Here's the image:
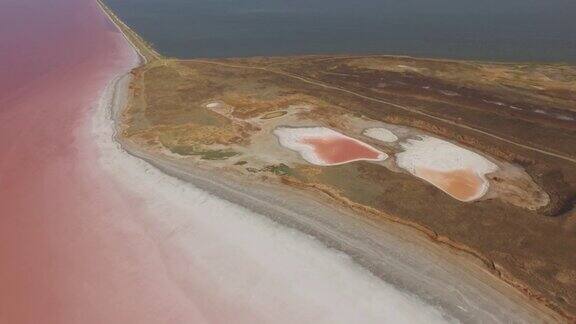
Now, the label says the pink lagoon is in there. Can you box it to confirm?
[0,1,206,322]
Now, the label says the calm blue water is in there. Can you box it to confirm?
[105,0,576,62]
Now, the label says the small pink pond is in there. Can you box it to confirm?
[302,137,382,165]
[274,127,387,166]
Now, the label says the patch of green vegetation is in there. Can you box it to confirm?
[263,163,293,176]
[244,163,293,176]
[261,111,287,119]
[318,163,384,206]
[170,145,238,160]
[200,149,238,160]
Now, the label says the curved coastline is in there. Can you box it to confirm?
[96,1,568,322]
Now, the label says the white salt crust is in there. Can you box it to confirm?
[363,127,398,142]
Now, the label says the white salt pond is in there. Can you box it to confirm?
[396,136,498,202]
[274,127,387,166]
[363,127,398,142]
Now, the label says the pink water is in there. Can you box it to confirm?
[0,1,206,323]
[301,137,383,165]
[415,167,485,202]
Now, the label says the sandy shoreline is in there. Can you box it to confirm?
[96,64,561,322]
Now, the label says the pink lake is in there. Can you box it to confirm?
[0,1,206,323]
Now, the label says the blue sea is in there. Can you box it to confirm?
[105,0,576,62]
